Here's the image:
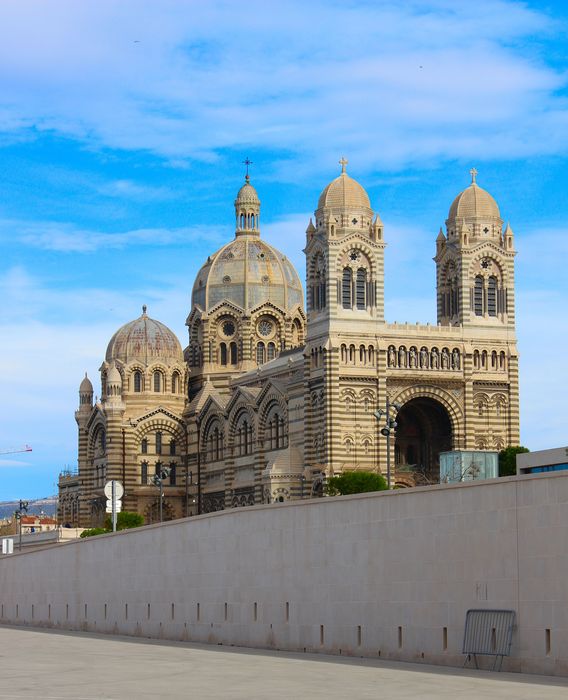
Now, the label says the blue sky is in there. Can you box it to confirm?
[1,0,567,499]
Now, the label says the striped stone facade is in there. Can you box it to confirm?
[63,164,520,527]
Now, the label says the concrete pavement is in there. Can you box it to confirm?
[0,626,566,699]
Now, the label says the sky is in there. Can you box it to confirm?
[1,0,567,500]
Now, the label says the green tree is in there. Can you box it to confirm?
[499,446,529,477]
[326,470,388,496]
[79,511,145,538]
[104,511,145,531]
[80,527,107,538]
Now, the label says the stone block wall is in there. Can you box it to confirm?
[1,472,567,676]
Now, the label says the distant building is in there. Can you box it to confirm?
[517,447,568,475]
[19,515,57,535]
[63,163,521,527]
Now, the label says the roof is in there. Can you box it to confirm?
[317,164,372,211]
[448,171,501,221]
[105,306,183,366]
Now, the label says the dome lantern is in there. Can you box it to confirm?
[234,168,261,236]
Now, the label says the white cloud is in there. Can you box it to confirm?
[0,1,565,172]
[0,219,225,253]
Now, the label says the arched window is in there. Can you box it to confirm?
[171,372,180,394]
[359,345,366,364]
[141,438,148,455]
[153,371,162,392]
[342,268,352,309]
[133,371,142,393]
[491,351,498,369]
[473,350,480,369]
[474,276,484,316]
[220,343,227,366]
[230,342,238,365]
[169,463,177,486]
[156,432,162,455]
[349,344,355,364]
[481,350,488,369]
[368,346,375,365]
[267,342,276,361]
[141,461,148,485]
[256,342,265,364]
[356,268,367,309]
[341,344,347,363]
[487,276,498,316]
[500,351,506,370]
[169,440,176,456]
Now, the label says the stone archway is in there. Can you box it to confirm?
[394,397,452,485]
[144,498,176,524]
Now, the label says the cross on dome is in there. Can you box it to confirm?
[243,157,253,182]
[470,167,478,184]
[339,156,348,173]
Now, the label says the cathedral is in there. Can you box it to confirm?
[58,162,520,526]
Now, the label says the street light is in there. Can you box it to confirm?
[373,399,402,489]
[151,466,170,523]
[15,500,29,551]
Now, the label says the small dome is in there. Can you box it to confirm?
[448,170,501,221]
[79,373,93,393]
[107,364,122,385]
[106,306,183,365]
[235,177,260,207]
[317,161,372,211]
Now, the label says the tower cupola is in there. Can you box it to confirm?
[234,165,260,236]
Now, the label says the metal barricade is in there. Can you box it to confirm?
[462,609,516,671]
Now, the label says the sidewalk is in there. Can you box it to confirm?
[0,626,566,699]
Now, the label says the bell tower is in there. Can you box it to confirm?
[435,169,516,329]
[304,160,386,480]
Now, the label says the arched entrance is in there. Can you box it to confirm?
[394,397,452,485]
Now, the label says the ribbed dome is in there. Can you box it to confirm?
[79,373,93,393]
[105,306,183,365]
[317,170,372,211]
[192,237,304,313]
[235,178,260,206]
[448,180,500,221]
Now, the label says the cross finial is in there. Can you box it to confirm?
[339,156,348,173]
[142,304,147,315]
[243,157,253,182]
[470,167,478,184]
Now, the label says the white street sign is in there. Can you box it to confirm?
[2,538,14,554]
[106,500,122,514]
[104,480,124,499]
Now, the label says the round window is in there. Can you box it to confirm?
[221,320,235,337]
[258,319,273,337]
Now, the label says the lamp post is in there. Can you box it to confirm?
[151,466,170,523]
[15,500,29,551]
[373,399,402,489]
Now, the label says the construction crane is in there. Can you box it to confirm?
[0,445,32,455]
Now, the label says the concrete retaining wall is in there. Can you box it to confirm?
[1,472,567,676]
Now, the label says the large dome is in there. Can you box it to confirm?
[317,162,372,212]
[192,237,303,313]
[105,306,183,365]
[448,171,501,221]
